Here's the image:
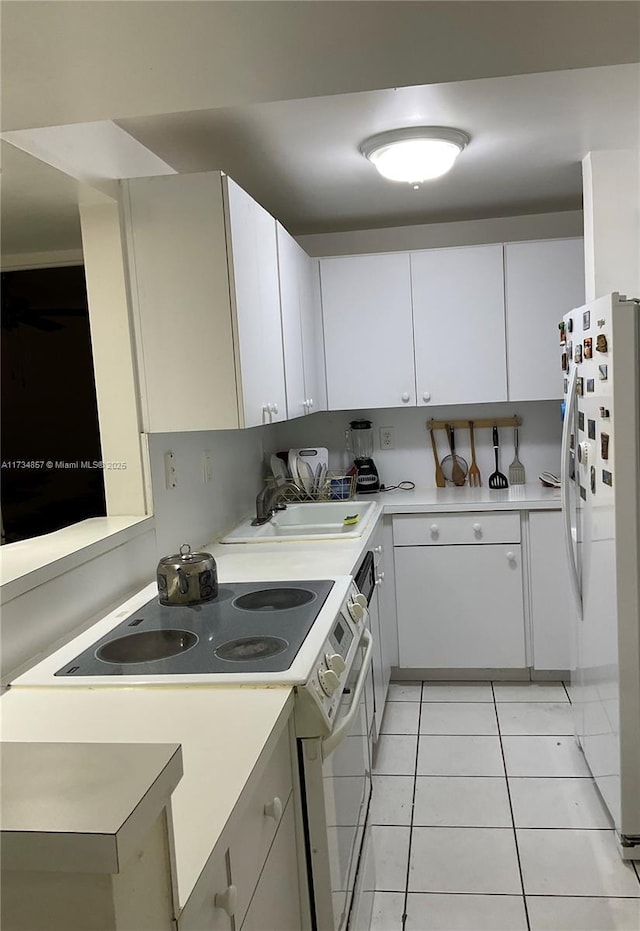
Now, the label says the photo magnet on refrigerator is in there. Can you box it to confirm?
[596,334,608,353]
[584,338,593,359]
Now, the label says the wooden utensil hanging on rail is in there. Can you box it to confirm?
[429,427,446,488]
[441,424,468,486]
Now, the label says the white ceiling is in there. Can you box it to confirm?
[118,64,640,234]
[1,2,639,254]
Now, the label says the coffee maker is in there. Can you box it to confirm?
[346,420,380,494]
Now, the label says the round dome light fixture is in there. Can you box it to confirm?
[360,127,470,184]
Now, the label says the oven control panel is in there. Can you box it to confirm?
[295,582,368,737]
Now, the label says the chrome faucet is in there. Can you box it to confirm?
[252,481,298,526]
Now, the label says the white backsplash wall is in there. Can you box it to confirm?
[266,400,563,489]
[148,427,266,555]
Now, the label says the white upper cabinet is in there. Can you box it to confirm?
[411,244,507,406]
[225,179,286,427]
[320,253,415,410]
[123,171,286,432]
[277,224,326,419]
[505,238,585,401]
[300,258,327,416]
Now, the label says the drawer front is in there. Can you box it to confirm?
[393,512,520,546]
[230,727,294,926]
[178,844,232,931]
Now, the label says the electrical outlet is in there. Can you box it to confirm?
[379,426,395,450]
[164,450,176,490]
[202,450,213,484]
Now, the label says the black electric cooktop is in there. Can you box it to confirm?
[55,580,334,677]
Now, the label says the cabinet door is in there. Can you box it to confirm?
[505,238,585,401]
[226,179,286,427]
[240,800,301,931]
[124,172,240,432]
[300,256,327,415]
[411,244,507,406]
[529,511,574,670]
[277,223,307,420]
[395,545,526,668]
[320,253,415,410]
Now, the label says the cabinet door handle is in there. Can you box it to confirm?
[430,524,439,535]
[214,884,238,917]
[264,796,283,822]
[269,402,279,416]
[401,392,410,403]
[422,392,431,402]
[309,398,314,409]
[374,545,382,554]
[473,523,482,534]
[506,551,515,561]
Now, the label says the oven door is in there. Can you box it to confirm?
[299,630,373,931]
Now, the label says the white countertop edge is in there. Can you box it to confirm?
[0,516,155,604]
[0,741,183,874]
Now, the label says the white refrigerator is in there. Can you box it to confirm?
[560,292,640,859]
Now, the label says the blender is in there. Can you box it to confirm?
[345,420,380,494]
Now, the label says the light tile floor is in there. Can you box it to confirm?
[368,681,640,931]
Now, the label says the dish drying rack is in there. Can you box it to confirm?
[265,472,357,502]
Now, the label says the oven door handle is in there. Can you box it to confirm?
[321,628,373,761]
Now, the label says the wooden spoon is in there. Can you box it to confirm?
[429,427,446,488]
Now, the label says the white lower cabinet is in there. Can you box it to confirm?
[528,510,574,670]
[178,722,301,931]
[394,513,526,670]
[240,800,300,931]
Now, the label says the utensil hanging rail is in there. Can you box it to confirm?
[427,416,522,431]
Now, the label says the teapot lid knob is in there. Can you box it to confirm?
[179,543,192,557]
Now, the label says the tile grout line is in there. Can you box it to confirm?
[400,681,424,931]
[492,680,532,931]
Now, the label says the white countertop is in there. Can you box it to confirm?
[0,686,293,907]
[0,516,154,603]
[375,482,561,513]
[1,741,183,874]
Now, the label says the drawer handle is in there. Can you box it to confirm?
[401,392,411,403]
[214,884,238,917]
[506,551,515,562]
[264,796,283,822]
[374,545,382,554]
[422,392,431,402]
[473,523,482,534]
[430,524,439,535]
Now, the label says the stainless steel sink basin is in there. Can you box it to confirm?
[220,501,377,544]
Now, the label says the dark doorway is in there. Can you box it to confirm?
[1,265,106,544]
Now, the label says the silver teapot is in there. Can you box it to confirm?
[157,543,218,606]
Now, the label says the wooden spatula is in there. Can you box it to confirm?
[429,427,446,488]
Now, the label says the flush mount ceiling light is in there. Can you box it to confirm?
[360,127,470,184]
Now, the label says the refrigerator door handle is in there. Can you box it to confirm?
[561,363,582,619]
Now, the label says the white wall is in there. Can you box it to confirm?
[582,149,640,301]
[297,210,584,257]
[1,523,156,684]
[147,427,265,556]
[266,400,562,490]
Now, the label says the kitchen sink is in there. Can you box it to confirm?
[220,501,377,544]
